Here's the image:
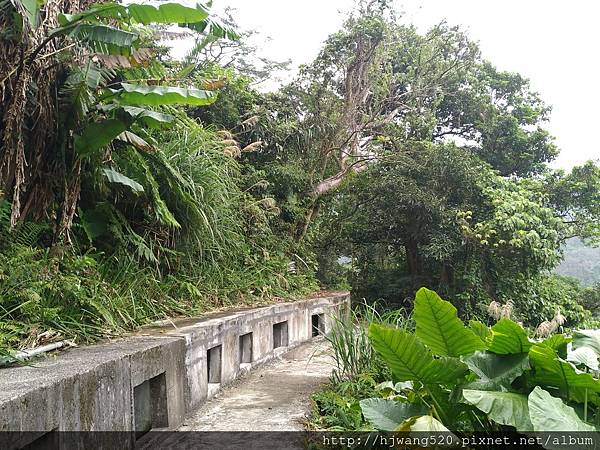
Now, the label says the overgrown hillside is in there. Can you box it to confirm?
[1,0,600,365]
[0,1,317,361]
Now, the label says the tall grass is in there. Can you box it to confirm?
[325,300,412,383]
[0,120,319,363]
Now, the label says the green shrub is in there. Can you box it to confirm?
[359,287,600,440]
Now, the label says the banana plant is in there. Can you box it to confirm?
[361,287,600,446]
[2,0,237,234]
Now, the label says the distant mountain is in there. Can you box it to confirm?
[555,238,600,286]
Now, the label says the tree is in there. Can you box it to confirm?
[242,6,557,243]
[0,0,232,240]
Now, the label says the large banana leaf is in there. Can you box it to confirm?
[359,398,428,431]
[368,324,468,384]
[116,84,217,106]
[101,168,144,193]
[462,390,533,431]
[528,386,595,432]
[116,131,156,153]
[74,119,127,157]
[529,344,600,404]
[462,351,529,390]
[58,3,209,27]
[73,24,138,55]
[487,319,532,354]
[413,287,485,357]
[121,106,175,128]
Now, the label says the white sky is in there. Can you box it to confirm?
[202,0,600,170]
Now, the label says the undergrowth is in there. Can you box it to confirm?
[0,122,319,363]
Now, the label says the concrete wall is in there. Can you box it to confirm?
[0,292,349,449]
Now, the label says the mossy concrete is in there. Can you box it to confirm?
[0,292,349,449]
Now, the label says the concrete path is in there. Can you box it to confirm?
[178,338,333,431]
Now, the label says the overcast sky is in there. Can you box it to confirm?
[201,0,599,171]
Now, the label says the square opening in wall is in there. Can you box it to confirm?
[312,313,325,337]
[207,344,222,384]
[239,332,253,364]
[273,321,289,349]
[133,372,168,439]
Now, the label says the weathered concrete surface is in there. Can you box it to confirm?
[0,292,349,445]
[178,338,333,431]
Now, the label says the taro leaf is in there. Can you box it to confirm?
[74,119,127,157]
[488,319,532,354]
[529,344,600,404]
[573,329,600,356]
[397,415,452,433]
[101,168,144,193]
[413,287,485,357]
[426,357,470,384]
[359,398,428,431]
[567,346,599,371]
[368,324,433,382]
[462,390,533,431]
[469,320,492,342]
[463,351,529,390]
[541,334,570,358]
[117,83,217,106]
[368,324,468,384]
[528,386,595,432]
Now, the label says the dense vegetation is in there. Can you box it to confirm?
[0,1,317,361]
[1,0,599,403]
[311,288,600,445]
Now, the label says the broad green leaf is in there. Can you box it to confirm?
[74,119,127,157]
[463,351,529,389]
[116,131,156,152]
[58,3,209,26]
[529,344,600,404]
[462,390,533,431]
[127,3,209,25]
[488,319,532,354]
[413,287,485,357]
[79,207,109,241]
[73,24,138,54]
[541,334,570,358]
[567,346,599,371]
[121,106,175,128]
[397,415,451,432]
[469,320,492,342]
[368,324,433,382]
[359,398,427,431]
[368,324,468,384]
[528,386,595,432]
[19,0,40,27]
[117,83,217,106]
[101,168,144,193]
[426,357,469,384]
[573,329,600,356]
